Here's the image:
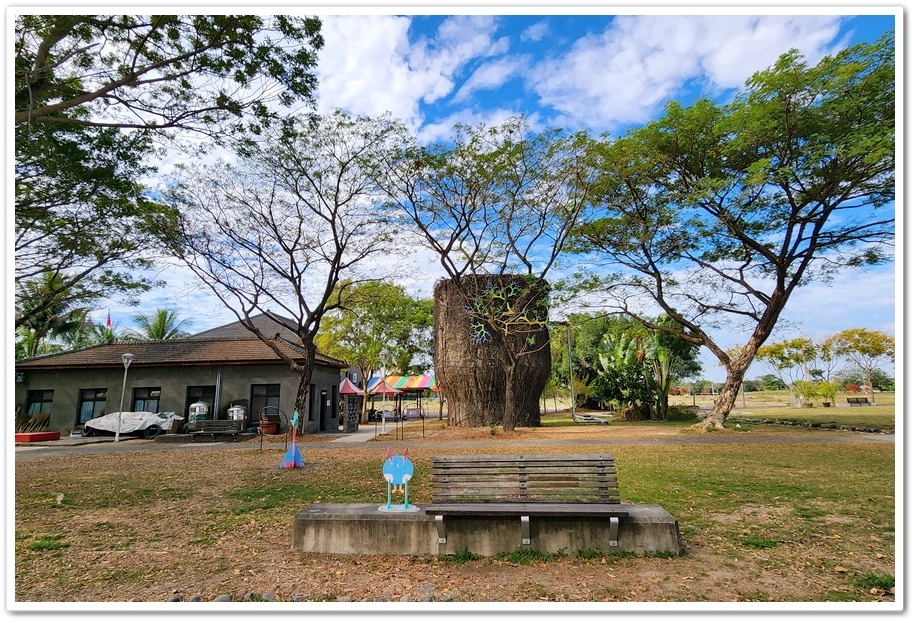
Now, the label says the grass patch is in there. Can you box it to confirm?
[444,549,482,564]
[13,430,895,603]
[741,535,780,549]
[495,548,565,564]
[854,572,894,592]
[27,535,70,551]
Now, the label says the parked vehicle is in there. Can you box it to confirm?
[82,411,184,439]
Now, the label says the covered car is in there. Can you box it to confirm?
[83,411,184,439]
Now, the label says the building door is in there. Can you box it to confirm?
[319,390,328,431]
[185,386,216,423]
[251,384,281,422]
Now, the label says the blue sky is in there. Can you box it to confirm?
[46,4,898,382]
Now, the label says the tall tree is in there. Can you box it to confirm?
[15,271,92,358]
[15,15,323,139]
[129,307,195,340]
[14,15,324,328]
[15,122,175,328]
[378,116,600,430]
[570,33,894,430]
[756,337,818,406]
[167,111,409,420]
[826,328,895,403]
[316,281,433,423]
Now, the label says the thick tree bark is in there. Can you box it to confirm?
[691,347,756,431]
[433,276,550,430]
[292,341,316,433]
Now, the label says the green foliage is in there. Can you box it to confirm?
[569,33,895,426]
[27,535,70,551]
[15,15,323,138]
[853,572,894,592]
[757,374,787,391]
[826,329,895,399]
[15,271,92,358]
[445,549,482,564]
[495,548,564,564]
[15,15,324,333]
[590,314,700,420]
[129,308,195,340]
[316,279,433,392]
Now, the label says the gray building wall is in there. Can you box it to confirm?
[15,363,341,435]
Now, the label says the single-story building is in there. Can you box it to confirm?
[14,313,347,435]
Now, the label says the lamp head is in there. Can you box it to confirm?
[122,353,135,367]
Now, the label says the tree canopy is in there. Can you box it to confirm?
[14,14,324,331]
[378,116,601,429]
[15,15,323,139]
[167,111,408,418]
[316,280,433,422]
[570,32,895,430]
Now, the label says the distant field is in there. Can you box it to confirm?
[538,390,896,433]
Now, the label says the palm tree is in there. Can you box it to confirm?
[129,308,194,340]
[15,271,92,358]
[60,319,131,350]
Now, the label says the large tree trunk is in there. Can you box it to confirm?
[691,350,755,431]
[433,275,550,429]
[292,341,316,433]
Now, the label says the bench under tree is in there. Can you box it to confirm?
[424,453,629,548]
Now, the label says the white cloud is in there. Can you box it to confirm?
[452,56,530,103]
[521,20,550,43]
[527,14,846,131]
[315,15,509,131]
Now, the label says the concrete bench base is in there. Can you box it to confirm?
[292,503,684,556]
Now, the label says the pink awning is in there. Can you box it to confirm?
[339,378,364,395]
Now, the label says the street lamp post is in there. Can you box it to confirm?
[115,353,135,442]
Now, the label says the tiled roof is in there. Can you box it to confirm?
[16,314,347,370]
[188,311,301,342]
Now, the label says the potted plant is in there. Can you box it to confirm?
[816,381,839,407]
[259,415,278,435]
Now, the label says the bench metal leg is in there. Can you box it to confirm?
[520,515,531,545]
[608,516,619,548]
[434,515,447,544]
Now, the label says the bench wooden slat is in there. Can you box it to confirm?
[189,419,244,432]
[430,453,622,504]
[424,502,630,516]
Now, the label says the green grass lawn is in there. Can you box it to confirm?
[548,390,896,432]
[14,407,897,603]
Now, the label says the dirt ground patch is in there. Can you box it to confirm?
[14,421,896,608]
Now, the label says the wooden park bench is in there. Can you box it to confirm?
[188,419,245,433]
[424,453,629,548]
[846,396,872,406]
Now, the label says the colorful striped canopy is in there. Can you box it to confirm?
[365,375,437,391]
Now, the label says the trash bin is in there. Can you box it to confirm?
[189,401,210,423]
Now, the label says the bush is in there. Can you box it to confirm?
[666,405,700,422]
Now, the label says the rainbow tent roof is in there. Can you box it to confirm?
[365,375,437,391]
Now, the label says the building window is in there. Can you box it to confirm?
[26,389,54,417]
[77,389,107,424]
[251,383,281,420]
[185,386,216,420]
[132,387,161,413]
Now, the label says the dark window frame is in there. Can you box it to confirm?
[132,387,161,413]
[26,389,54,417]
[77,388,108,425]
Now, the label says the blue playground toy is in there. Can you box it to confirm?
[380,447,418,512]
[280,410,305,469]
